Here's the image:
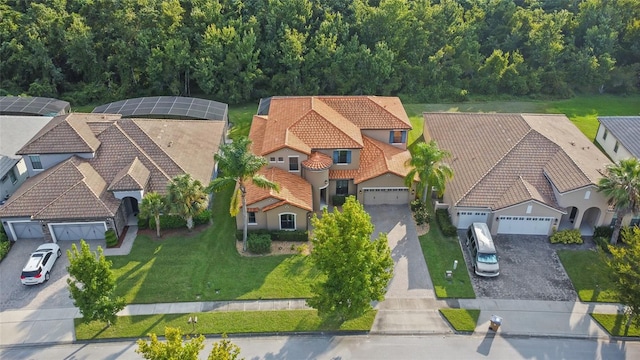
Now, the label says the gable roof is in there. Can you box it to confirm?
[0,114,225,220]
[598,116,640,158]
[250,96,410,156]
[423,113,612,211]
[244,167,312,212]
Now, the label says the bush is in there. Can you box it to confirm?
[247,233,271,254]
[137,216,149,229]
[332,195,346,206]
[149,214,185,230]
[411,200,430,226]
[593,226,613,240]
[105,229,118,247]
[436,209,458,236]
[594,236,612,253]
[235,230,308,242]
[0,239,10,261]
[0,227,8,243]
[194,210,211,226]
[410,199,423,212]
[549,229,583,244]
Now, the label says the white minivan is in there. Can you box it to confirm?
[466,223,500,277]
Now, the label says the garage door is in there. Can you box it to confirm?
[51,222,107,241]
[497,216,553,235]
[9,221,44,239]
[363,188,410,205]
[457,211,489,229]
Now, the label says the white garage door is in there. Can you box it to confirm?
[51,222,107,241]
[8,221,44,239]
[497,216,553,235]
[363,188,410,205]
[457,211,489,229]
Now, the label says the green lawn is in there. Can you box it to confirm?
[591,313,640,337]
[439,309,480,332]
[419,226,475,299]
[75,310,377,340]
[227,103,256,139]
[557,250,618,302]
[110,187,320,304]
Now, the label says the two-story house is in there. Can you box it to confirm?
[424,113,614,236]
[239,96,417,232]
[0,111,226,242]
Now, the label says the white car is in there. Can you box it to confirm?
[20,243,62,285]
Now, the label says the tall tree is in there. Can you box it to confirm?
[605,227,640,330]
[404,140,454,203]
[598,158,640,245]
[308,196,393,320]
[67,240,125,326]
[207,137,279,252]
[167,174,208,231]
[139,192,167,238]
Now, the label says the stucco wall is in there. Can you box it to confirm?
[355,174,412,202]
[595,123,634,163]
[361,129,408,150]
[265,148,307,173]
[489,201,564,235]
[553,185,611,229]
[24,152,94,177]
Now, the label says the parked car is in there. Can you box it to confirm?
[20,243,62,285]
[466,222,500,277]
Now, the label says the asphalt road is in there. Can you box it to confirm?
[1,334,636,360]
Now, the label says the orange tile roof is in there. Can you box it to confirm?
[355,136,413,183]
[244,167,312,211]
[302,151,333,170]
[423,113,612,211]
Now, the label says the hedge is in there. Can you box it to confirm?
[248,233,271,254]
[236,229,309,242]
[148,210,212,230]
[332,195,347,206]
[435,209,458,236]
[549,229,583,244]
[105,229,118,247]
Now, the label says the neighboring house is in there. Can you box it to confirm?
[0,96,70,204]
[241,96,416,231]
[423,113,615,236]
[595,116,640,162]
[0,112,226,242]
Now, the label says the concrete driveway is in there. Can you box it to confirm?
[0,239,106,311]
[459,233,581,301]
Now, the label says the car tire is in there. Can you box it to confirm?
[57,249,62,258]
[45,272,50,281]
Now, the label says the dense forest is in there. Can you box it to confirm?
[1,0,639,104]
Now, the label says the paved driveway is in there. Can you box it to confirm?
[0,239,106,311]
[459,233,582,301]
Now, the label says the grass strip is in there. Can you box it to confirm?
[75,310,376,340]
[557,250,618,303]
[591,313,640,337]
[419,226,475,298]
[439,309,480,332]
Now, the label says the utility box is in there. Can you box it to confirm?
[489,315,502,331]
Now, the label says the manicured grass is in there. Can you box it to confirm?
[557,250,618,303]
[591,313,640,337]
[74,310,377,340]
[419,227,475,299]
[228,103,256,139]
[439,309,480,332]
[110,187,321,304]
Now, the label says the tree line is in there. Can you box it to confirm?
[1,0,639,104]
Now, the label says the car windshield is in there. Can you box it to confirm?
[477,253,498,264]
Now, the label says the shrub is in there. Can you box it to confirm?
[272,230,308,242]
[593,226,613,240]
[436,209,458,236]
[332,195,346,206]
[137,216,149,229]
[194,210,211,226]
[0,227,8,243]
[410,199,423,212]
[414,207,431,226]
[149,214,186,230]
[593,236,611,253]
[247,233,271,254]
[0,239,11,261]
[549,229,583,244]
[105,229,118,247]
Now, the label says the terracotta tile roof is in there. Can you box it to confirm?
[244,167,312,211]
[108,157,150,191]
[250,96,410,155]
[355,136,413,183]
[17,113,117,154]
[329,169,359,180]
[302,151,333,170]
[424,113,612,211]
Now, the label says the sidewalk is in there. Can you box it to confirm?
[0,298,625,346]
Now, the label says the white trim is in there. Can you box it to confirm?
[495,200,566,215]
[247,211,258,225]
[48,221,107,242]
[6,220,41,241]
[288,156,300,172]
[278,212,296,231]
[361,187,409,191]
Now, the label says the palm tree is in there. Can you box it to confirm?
[139,192,166,238]
[598,158,640,245]
[207,137,279,252]
[404,140,454,203]
[167,174,208,231]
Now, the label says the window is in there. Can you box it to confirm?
[8,169,17,184]
[280,213,295,230]
[584,191,591,200]
[603,129,608,140]
[248,212,257,224]
[270,157,276,163]
[614,141,619,153]
[333,150,351,164]
[289,156,299,171]
[526,205,532,214]
[336,180,349,195]
[278,157,284,163]
[389,131,407,144]
[29,155,43,170]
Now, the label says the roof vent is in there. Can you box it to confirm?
[168,141,173,147]
[570,141,575,146]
